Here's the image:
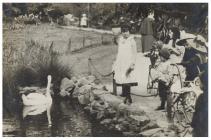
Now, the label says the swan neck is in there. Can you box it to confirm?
[46,80,51,97]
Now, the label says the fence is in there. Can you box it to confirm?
[68,32,114,53]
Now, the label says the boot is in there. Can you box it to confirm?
[155,101,165,110]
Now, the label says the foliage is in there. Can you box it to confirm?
[3,39,72,97]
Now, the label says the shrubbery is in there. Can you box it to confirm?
[3,39,72,100]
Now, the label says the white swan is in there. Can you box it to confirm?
[22,75,52,126]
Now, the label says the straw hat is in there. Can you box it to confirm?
[187,35,207,54]
[176,38,193,46]
[176,35,208,54]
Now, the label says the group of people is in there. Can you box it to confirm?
[112,12,208,137]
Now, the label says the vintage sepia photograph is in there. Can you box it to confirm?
[2,2,208,137]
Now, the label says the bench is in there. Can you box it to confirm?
[113,75,138,95]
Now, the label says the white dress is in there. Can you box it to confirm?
[80,16,88,26]
[113,35,137,84]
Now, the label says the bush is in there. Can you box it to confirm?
[3,39,72,97]
[14,66,38,87]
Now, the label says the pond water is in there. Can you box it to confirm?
[3,98,123,137]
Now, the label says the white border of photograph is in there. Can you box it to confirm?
[0,0,210,139]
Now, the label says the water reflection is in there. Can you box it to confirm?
[4,99,122,137]
[22,105,47,118]
[18,99,92,137]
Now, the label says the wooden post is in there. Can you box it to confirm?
[113,73,117,95]
[68,38,71,53]
[88,58,92,75]
[101,34,103,45]
[83,35,85,49]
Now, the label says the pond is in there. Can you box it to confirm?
[3,97,123,137]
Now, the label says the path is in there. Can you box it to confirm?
[61,41,170,128]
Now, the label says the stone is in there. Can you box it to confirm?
[122,131,136,137]
[84,106,91,113]
[117,117,125,123]
[91,100,109,111]
[93,78,101,85]
[100,118,112,125]
[60,90,68,97]
[129,124,140,133]
[78,93,91,105]
[129,115,150,127]
[78,85,92,95]
[59,78,75,97]
[92,89,109,96]
[100,94,122,109]
[60,77,75,91]
[127,104,146,116]
[91,83,108,91]
[140,128,163,137]
[116,103,130,118]
[164,130,177,137]
[96,111,105,120]
[108,124,115,130]
[90,109,98,118]
[115,124,127,131]
[140,120,160,131]
[152,131,165,137]
[77,77,90,87]
[104,107,116,118]
[71,76,78,83]
[122,120,130,128]
[72,86,80,98]
[86,75,96,83]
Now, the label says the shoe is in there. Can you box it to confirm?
[155,106,165,110]
[123,98,127,104]
[120,94,125,97]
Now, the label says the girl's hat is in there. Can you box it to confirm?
[121,24,130,33]
[159,48,170,59]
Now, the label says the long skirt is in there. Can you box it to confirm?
[141,35,154,53]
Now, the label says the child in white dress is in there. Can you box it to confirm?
[112,25,137,104]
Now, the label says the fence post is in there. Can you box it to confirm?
[68,38,71,53]
[88,57,92,75]
[101,34,103,45]
[83,35,85,49]
[113,73,117,95]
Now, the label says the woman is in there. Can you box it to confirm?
[140,12,155,52]
[191,67,208,137]
[176,35,208,81]
[112,25,137,104]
